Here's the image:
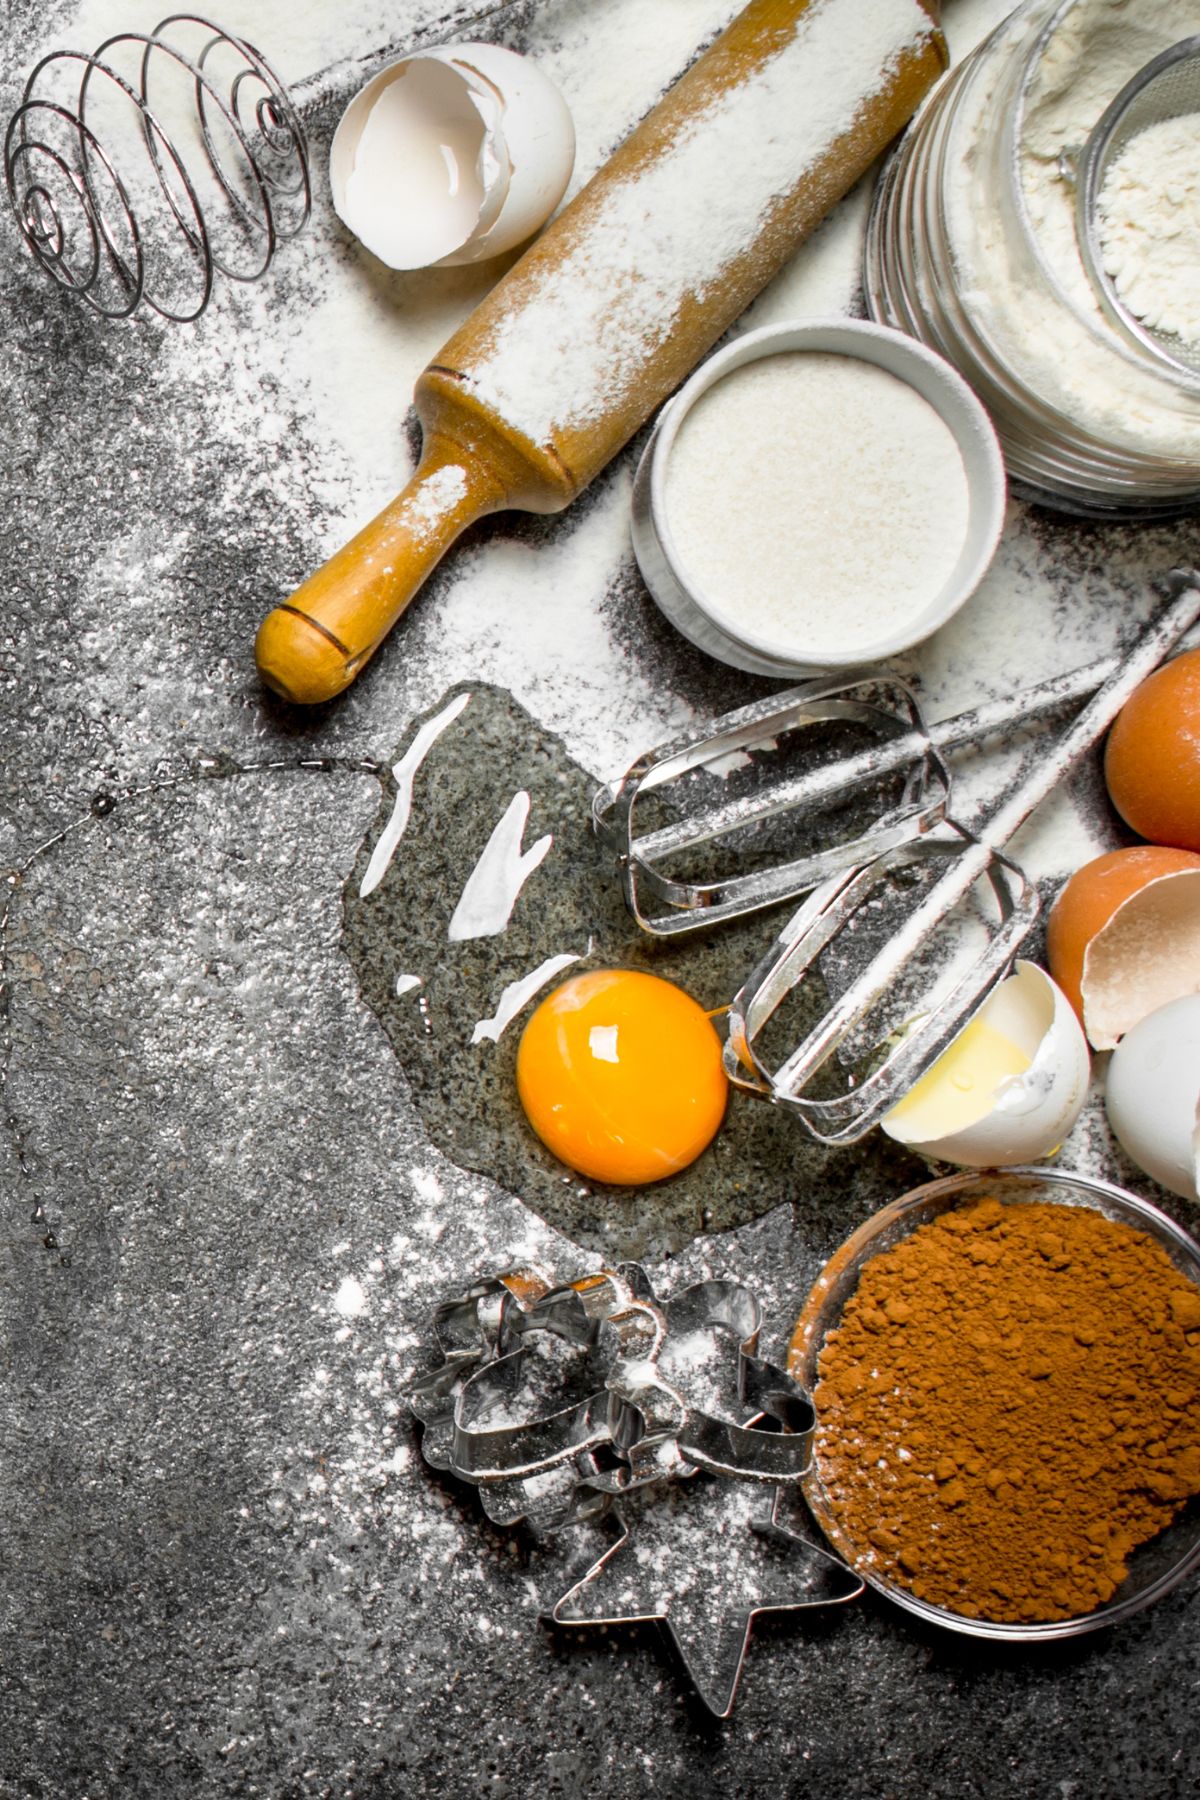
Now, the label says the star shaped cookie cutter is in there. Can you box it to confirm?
[407,1262,862,1712]
[551,1479,863,1717]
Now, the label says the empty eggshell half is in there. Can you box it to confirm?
[329,43,575,271]
[881,961,1090,1167]
[1106,994,1200,1202]
[1079,868,1200,1051]
[1046,845,1200,1027]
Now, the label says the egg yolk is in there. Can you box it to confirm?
[515,968,728,1186]
[883,1012,1032,1143]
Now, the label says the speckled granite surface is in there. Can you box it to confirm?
[0,0,1198,1794]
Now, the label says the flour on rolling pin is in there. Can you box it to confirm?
[465,0,941,447]
[257,0,946,704]
[406,464,469,537]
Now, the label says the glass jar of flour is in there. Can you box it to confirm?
[865,0,1200,517]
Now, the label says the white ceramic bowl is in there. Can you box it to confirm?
[631,319,1007,678]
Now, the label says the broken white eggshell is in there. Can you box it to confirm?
[329,42,575,271]
[1080,868,1200,1051]
[1106,994,1200,1203]
[881,961,1090,1168]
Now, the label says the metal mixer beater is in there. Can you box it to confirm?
[598,572,1200,1145]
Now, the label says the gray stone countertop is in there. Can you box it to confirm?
[1,0,1198,1794]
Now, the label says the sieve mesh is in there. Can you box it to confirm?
[1077,34,1200,378]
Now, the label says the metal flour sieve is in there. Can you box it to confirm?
[1076,34,1200,380]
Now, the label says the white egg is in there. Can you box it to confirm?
[1105,994,1200,1203]
[329,43,575,271]
[881,961,1090,1167]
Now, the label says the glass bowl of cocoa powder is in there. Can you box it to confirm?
[790,1166,1200,1640]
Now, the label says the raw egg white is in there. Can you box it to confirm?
[881,961,1089,1167]
[329,43,575,271]
[515,968,727,1186]
[1106,995,1200,1202]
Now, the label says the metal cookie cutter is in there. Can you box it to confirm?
[409,1262,837,1716]
[406,1263,554,1430]
[654,1276,816,1482]
[407,1264,815,1530]
[409,1266,654,1526]
[724,575,1200,1143]
[550,1477,863,1719]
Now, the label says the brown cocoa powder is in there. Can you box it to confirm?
[812,1197,1200,1622]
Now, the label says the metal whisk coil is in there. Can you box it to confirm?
[5,13,310,322]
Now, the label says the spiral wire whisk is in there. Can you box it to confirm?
[5,13,311,322]
[4,0,550,323]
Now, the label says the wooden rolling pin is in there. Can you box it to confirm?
[257,0,946,703]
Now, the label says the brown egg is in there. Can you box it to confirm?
[1046,846,1200,1032]
[1105,648,1200,850]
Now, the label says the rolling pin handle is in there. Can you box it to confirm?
[255,439,504,704]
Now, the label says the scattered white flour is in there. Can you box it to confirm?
[663,352,969,655]
[60,0,1018,798]
[65,0,435,79]
[655,1326,732,1417]
[359,690,471,897]
[470,950,582,1045]
[106,0,1004,794]
[1099,114,1200,347]
[447,788,553,941]
[556,1478,784,1622]
[405,462,470,537]
[467,0,937,444]
[333,1275,368,1317]
[33,0,1152,1734]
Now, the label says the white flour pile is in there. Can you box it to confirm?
[663,352,969,655]
[467,0,938,445]
[1099,114,1200,348]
